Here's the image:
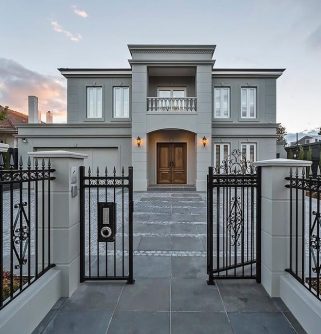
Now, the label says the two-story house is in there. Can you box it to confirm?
[17,44,284,191]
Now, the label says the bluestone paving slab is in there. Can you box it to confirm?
[42,309,112,334]
[171,256,207,279]
[138,236,171,251]
[170,222,202,234]
[134,223,171,234]
[228,312,296,334]
[134,256,171,278]
[171,278,224,312]
[171,312,233,334]
[217,279,279,312]
[107,311,170,334]
[61,282,123,311]
[117,278,170,311]
[171,236,204,251]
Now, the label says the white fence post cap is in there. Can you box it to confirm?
[254,158,312,167]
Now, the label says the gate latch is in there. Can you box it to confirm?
[97,202,116,242]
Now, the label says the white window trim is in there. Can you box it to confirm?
[214,143,231,168]
[214,87,230,119]
[241,87,257,119]
[157,87,187,98]
[113,86,130,119]
[241,143,257,162]
[86,86,103,119]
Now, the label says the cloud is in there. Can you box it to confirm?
[306,24,321,51]
[51,20,82,42]
[0,58,66,122]
[72,5,88,18]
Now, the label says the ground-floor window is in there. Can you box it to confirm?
[241,143,257,162]
[214,143,230,169]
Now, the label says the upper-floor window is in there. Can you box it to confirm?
[241,143,257,162]
[87,87,102,119]
[214,87,230,118]
[241,87,256,118]
[113,87,129,118]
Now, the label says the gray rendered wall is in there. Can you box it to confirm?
[67,77,132,123]
[212,77,276,123]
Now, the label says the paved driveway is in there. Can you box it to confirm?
[33,191,305,334]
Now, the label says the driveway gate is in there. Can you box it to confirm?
[207,150,261,284]
[79,166,134,284]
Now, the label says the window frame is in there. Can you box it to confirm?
[241,143,257,162]
[214,86,230,119]
[113,86,130,119]
[86,86,103,120]
[213,143,231,169]
[157,87,187,98]
[241,87,257,119]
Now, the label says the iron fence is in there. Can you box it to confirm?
[207,150,261,284]
[0,155,55,309]
[285,168,321,301]
[80,166,134,284]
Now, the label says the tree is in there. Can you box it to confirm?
[276,123,287,145]
[0,106,9,121]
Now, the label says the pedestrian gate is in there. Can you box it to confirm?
[79,166,134,284]
[207,150,261,284]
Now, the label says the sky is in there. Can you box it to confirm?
[0,0,320,132]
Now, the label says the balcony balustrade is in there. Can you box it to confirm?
[147,97,197,112]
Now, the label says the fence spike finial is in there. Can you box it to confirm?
[35,158,38,168]
[0,154,4,168]
[88,166,91,175]
[122,166,124,176]
[113,166,116,175]
[19,155,23,168]
[42,158,45,167]
[27,156,31,167]
[105,166,108,176]
[97,166,99,175]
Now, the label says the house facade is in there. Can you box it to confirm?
[17,44,284,191]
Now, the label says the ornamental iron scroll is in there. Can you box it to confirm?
[227,196,244,246]
[310,211,321,274]
[214,149,256,175]
[12,202,30,269]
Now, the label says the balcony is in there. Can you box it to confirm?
[147,97,197,112]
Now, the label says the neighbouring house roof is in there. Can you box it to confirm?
[0,106,28,133]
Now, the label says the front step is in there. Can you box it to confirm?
[147,185,196,192]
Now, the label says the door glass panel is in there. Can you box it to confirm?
[172,90,185,98]
[158,90,171,98]
[223,144,229,160]
[250,144,255,162]
[215,145,221,169]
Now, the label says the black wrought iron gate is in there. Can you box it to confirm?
[79,166,134,284]
[207,150,261,284]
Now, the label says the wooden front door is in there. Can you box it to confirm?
[157,143,187,184]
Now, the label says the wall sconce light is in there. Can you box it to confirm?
[22,138,28,143]
[202,136,208,147]
[136,136,141,147]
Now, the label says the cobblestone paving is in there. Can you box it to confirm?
[32,191,305,333]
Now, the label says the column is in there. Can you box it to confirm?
[29,150,86,297]
[254,158,311,297]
